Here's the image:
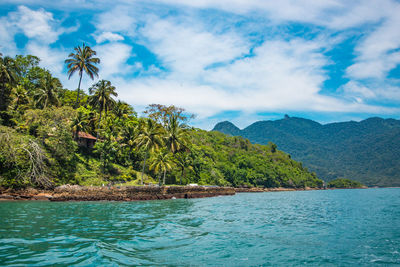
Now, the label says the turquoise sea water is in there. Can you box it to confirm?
[0,188,399,266]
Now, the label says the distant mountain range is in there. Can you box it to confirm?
[213,116,400,187]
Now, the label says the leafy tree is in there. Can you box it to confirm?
[33,71,61,109]
[14,55,40,77]
[144,104,194,127]
[164,114,189,154]
[121,121,140,165]
[94,132,118,173]
[114,100,136,118]
[135,119,164,185]
[0,126,52,188]
[150,149,173,185]
[174,151,193,185]
[0,54,17,120]
[10,85,29,111]
[71,107,90,139]
[88,79,117,132]
[65,43,100,107]
[328,178,364,188]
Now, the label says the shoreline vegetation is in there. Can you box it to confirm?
[0,48,364,195]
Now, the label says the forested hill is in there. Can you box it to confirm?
[0,52,322,189]
[213,116,400,187]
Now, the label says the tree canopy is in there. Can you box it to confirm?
[0,52,324,190]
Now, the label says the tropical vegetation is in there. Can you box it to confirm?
[327,178,365,189]
[0,50,323,189]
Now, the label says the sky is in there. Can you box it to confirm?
[1,0,400,129]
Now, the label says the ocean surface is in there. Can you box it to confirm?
[0,188,399,266]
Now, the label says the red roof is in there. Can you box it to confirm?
[77,131,97,140]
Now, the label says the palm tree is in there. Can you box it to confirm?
[0,53,17,112]
[11,84,29,111]
[114,100,135,118]
[88,80,117,133]
[135,119,164,185]
[164,114,189,154]
[150,150,173,186]
[122,121,139,158]
[65,43,100,107]
[33,71,61,109]
[174,151,193,185]
[71,108,89,139]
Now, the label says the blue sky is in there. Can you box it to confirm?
[1,0,400,129]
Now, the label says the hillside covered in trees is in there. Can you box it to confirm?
[0,50,322,189]
[213,115,400,187]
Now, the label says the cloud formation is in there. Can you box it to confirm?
[0,1,399,128]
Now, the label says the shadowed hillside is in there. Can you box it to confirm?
[213,116,400,187]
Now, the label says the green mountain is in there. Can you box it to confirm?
[213,116,400,187]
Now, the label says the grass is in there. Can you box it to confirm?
[73,152,158,186]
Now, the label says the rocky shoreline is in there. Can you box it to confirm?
[0,185,370,201]
[0,185,236,201]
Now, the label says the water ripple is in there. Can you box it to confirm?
[1,189,400,266]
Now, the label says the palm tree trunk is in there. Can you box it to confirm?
[158,173,161,186]
[163,169,166,186]
[183,169,187,185]
[75,71,83,108]
[97,111,102,138]
[141,152,148,185]
[180,167,184,185]
[0,82,7,111]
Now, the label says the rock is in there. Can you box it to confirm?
[33,194,52,201]
[0,194,14,200]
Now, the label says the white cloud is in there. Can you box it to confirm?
[111,18,389,121]
[94,42,133,78]
[346,7,400,79]
[95,5,137,33]
[25,42,66,73]
[342,81,376,100]
[2,2,400,128]
[341,81,400,103]
[94,32,124,43]
[8,5,61,44]
[0,17,17,55]
[154,0,393,29]
[140,16,249,80]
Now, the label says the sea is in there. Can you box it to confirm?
[0,188,399,266]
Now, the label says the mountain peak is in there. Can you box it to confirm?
[212,116,400,187]
[212,121,241,136]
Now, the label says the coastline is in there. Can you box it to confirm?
[0,185,235,201]
[0,185,371,202]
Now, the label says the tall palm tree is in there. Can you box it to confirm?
[33,71,61,109]
[135,119,164,185]
[150,150,172,186]
[88,79,117,132]
[65,43,100,107]
[174,151,193,185]
[164,114,189,154]
[0,53,17,112]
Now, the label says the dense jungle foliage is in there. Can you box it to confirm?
[0,50,323,189]
[327,178,364,189]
